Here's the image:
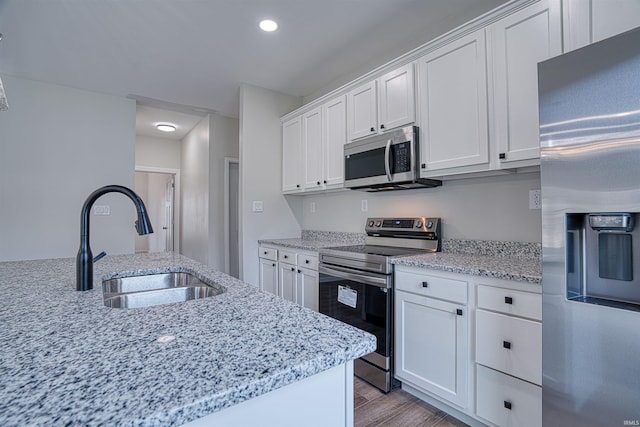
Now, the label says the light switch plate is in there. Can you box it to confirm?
[252,201,264,213]
[361,200,368,212]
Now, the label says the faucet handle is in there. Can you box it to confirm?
[93,251,107,263]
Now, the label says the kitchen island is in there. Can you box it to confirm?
[0,252,375,426]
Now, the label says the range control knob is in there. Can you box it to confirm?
[415,221,423,228]
[367,220,375,227]
[426,220,434,229]
[375,221,382,227]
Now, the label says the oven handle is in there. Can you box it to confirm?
[384,139,392,182]
[319,264,391,289]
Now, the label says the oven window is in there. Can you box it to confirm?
[319,272,390,357]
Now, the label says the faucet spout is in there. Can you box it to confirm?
[76,185,153,291]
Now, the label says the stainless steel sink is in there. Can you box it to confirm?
[102,272,224,308]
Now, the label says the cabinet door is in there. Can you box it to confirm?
[296,267,319,312]
[492,0,562,164]
[278,262,297,303]
[418,30,489,172]
[323,95,346,189]
[302,107,324,190]
[378,64,415,132]
[395,290,468,408]
[347,81,377,140]
[259,258,278,295]
[282,117,302,193]
[564,0,640,52]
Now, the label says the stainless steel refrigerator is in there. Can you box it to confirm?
[539,27,640,426]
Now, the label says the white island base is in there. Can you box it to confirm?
[183,361,354,427]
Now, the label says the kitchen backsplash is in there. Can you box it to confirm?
[300,230,540,260]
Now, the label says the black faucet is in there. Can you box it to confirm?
[76,185,153,291]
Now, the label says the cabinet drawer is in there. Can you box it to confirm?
[477,285,541,320]
[476,365,541,427]
[298,253,318,270]
[278,250,297,264]
[476,310,541,385]
[395,269,467,304]
[258,246,278,261]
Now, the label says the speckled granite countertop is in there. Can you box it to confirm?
[392,252,541,284]
[259,238,347,251]
[0,252,375,426]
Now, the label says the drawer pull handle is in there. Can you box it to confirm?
[503,340,512,350]
[505,296,513,304]
[264,251,268,255]
[284,255,288,259]
[504,401,512,410]
[422,281,429,288]
[305,260,310,264]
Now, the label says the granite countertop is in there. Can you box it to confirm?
[391,252,541,284]
[261,234,541,284]
[0,252,375,426]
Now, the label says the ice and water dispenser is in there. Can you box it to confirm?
[566,213,640,310]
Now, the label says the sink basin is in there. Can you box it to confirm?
[102,272,224,308]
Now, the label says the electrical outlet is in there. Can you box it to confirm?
[252,201,264,213]
[361,199,368,212]
[310,202,316,213]
[94,205,110,215]
[529,190,541,210]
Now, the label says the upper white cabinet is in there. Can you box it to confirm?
[282,95,346,194]
[418,29,489,172]
[347,81,377,140]
[563,0,640,52]
[282,116,302,193]
[490,0,562,164]
[378,64,416,133]
[347,64,415,141]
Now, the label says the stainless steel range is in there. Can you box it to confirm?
[318,217,441,392]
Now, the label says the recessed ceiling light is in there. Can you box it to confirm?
[156,123,176,132]
[259,19,278,32]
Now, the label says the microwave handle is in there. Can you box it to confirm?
[384,139,392,181]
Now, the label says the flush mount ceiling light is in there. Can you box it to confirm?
[156,123,176,132]
[259,19,278,32]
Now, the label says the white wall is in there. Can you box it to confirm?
[180,115,210,264]
[208,114,239,271]
[239,84,303,286]
[135,135,181,170]
[301,172,542,243]
[0,75,136,261]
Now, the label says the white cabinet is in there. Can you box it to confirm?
[282,95,346,194]
[394,267,469,408]
[490,0,562,164]
[347,64,415,141]
[266,247,319,311]
[475,284,542,427]
[347,81,377,140]
[282,117,302,193]
[418,29,489,173]
[563,0,640,52]
[258,247,278,295]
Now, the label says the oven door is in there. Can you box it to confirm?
[318,264,392,368]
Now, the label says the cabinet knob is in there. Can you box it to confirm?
[505,296,513,304]
[422,281,429,288]
[264,251,268,255]
[370,127,375,132]
[380,124,385,129]
[421,163,426,169]
[503,340,512,350]
[305,260,310,264]
[283,255,288,259]
[272,263,276,267]
[499,153,506,160]
[317,181,321,185]
[297,269,301,274]
[291,267,295,271]
[456,309,463,316]
[323,180,327,184]
[296,184,300,188]
[504,401,512,410]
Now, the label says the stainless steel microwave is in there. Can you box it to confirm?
[343,126,442,191]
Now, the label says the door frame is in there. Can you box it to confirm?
[135,166,181,254]
[224,157,240,276]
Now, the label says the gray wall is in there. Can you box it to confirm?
[239,84,302,286]
[0,75,136,262]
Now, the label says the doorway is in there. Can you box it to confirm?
[225,157,240,278]
[134,168,179,253]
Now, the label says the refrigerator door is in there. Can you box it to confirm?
[539,28,640,426]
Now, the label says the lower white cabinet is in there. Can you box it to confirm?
[259,245,319,311]
[476,365,542,427]
[394,267,469,409]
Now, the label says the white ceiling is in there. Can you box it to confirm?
[0,0,507,131]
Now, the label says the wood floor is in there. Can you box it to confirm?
[354,377,469,427]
